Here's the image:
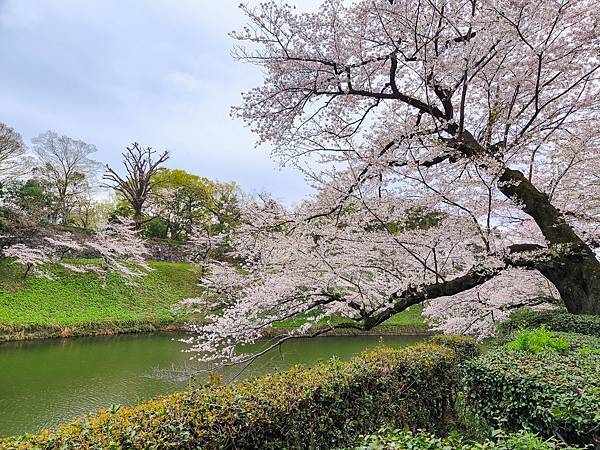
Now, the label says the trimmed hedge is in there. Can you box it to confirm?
[355,429,582,449]
[464,333,600,446]
[429,334,482,361]
[1,340,476,450]
[496,309,600,337]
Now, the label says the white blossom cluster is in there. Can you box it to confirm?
[183,0,599,362]
[2,218,149,282]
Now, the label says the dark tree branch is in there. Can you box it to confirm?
[102,142,169,230]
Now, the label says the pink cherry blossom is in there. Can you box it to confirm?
[184,0,599,362]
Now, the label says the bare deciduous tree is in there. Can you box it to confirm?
[102,143,169,230]
[0,122,26,180]
[32,131,102,224]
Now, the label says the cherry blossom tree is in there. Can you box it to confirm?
[85,218,151,282]
[186,0,599,361]
[3,243,55,278]
[2,219,149,282]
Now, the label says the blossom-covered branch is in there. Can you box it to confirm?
[184,0,599,362]
[2,218,150,282]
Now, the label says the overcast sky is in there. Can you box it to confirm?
[0,1,316,203]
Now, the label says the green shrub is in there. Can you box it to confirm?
[505,326,569,353]
[429,334,482,361]
[355,429,581,449]
[495,329,600,351]
[545,332,600,354]
[498,331,600,354]
[1,342,473,450]
[464,333,600,446]
[497,309,600,338]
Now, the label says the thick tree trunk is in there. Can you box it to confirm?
[499,168,600,315]
[539,255,600,314]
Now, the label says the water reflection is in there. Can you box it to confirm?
[0,333,422,437]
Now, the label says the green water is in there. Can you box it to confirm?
[0,333,422,437]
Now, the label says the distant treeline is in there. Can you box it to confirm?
[0,122,241,242]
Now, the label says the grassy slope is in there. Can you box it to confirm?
[272,304,429,334]
[0,260,203,340]
[383,304,427,327]
[0,259,429,340]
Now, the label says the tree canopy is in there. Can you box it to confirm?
[187,0,600,363]
[31,131,102,225]
[0,122,26,181]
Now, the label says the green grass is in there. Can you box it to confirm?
[382,304,427,327]
[0,259,204,339]
[272,304,428,333]
[0,258,429,339]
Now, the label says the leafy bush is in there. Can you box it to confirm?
[497,309,600,338]
[505,326,569,353]
[464,333,600,446]
[545,332,600,354]
[429,334,482,360]
[355,429,581,449]
[1,340,476,450]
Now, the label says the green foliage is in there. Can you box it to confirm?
[0,260,203,340]
[273,304,429,333]
[355,429,581,449]
[464,333,600,446]
[497,309,600,338]
[505,326,569,353]
[0,342,473,449]
[107,197,134,224]
[145,168,215,240]
[143,168,240,241]
[495,331,600,355]
[106,167,241,242]
[143,217,170,240]
[0,206,8,233]
[3,178,55,219]
[429,334,482,361]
